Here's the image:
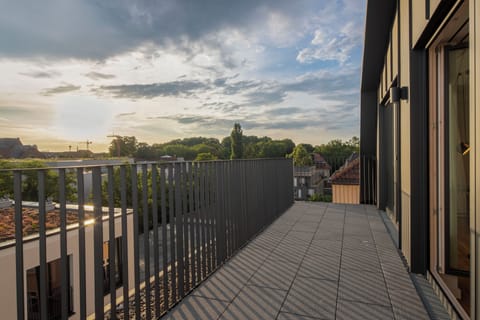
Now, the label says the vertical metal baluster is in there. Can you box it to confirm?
[194,163,201,284]
[92,167,104,319]
[188,163,196,288]
[240,161,246,245]
[216,162,223,266]
[255,161,259,232]
[131,164,141,319]
[248,161,253,238]
[225,162,230,257]
[160,165,169,311]
[219,162,225,262]
[168,164,177,302]
[213,162,219,267]
[262,161,267,228]
[228,161,233,257]
[182,163,190,292]
[226,162,231,256]
[58,168,69,320]
[201,162,208,277]
[152,164,160,317]
[76,168,86,319]
[37,170,48,320]
[237,161,243,247]
[234,161,240,252]
[142,164,151,320]
[107,166,117,317]
[175,162,185,298]
[120,166,130,319]
[250,161,255,234]
[206,163,212,273]
[244,161,249,240]
[249,162,253,237]
[14,171,24,320]
[213,162,219,268]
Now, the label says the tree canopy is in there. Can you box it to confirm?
[313,136,360,171]
[230,123,244,159]
[105,126,359,165]
[0,160,76,202]
[289,144,313,167]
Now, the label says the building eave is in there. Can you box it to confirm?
[360,0,397,93]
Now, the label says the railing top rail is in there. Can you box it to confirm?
[0,157,292,172]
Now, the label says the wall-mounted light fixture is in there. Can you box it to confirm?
[459,141,471,156]
[390,86,409,103]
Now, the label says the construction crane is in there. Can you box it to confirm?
[107,134,122,157]
[86,140,92,151]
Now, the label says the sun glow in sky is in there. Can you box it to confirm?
[0,0,365,152]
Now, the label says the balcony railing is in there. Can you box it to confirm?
[0,158,293,319]
[360,155,376,205]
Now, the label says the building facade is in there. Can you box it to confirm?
[293,166,323,200]
[360,0,479,318]
[331,157,360,204]
[0,206,134,319]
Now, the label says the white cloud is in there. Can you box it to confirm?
[296,1,365,65]
[0,0,365,150]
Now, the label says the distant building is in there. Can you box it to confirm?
[312,153,331,178]
[330,156,360,204]
[0,202,134,319]
[0,138,45,159]
[293,166,322,200]
[44,150,94,159]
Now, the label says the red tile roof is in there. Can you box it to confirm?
[330,157,360,185]
[313,153,331,170]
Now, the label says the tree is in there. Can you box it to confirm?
[109,136,138,157]
[195,152,217,161]
[0,160,76,202]
[289,145,313,167]
[220,137,231,159]
[230,123,243,159]
[134,142,157,160]
[162,144,197,160]
[298,143,314,154]
[192,144,218,157]
[346,136,360,150]
[313,137,360,171]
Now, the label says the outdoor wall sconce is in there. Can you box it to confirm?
[459,141,471,156]
[390,86,409,103]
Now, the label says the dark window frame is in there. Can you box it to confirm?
[103,237,123,295]
[26,256,74,320]
[443,43,470,278]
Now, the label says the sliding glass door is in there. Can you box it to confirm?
[428,6,471,315]
[445,46,470,278]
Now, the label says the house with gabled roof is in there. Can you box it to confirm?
[330,155,359,204]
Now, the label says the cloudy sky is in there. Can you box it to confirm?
[0,0,365,152]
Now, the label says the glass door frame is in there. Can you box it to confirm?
[427,1,471,318]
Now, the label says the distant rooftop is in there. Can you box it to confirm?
[0,138,45,159]
[313,152,331,170]
[0,202,130,246]
[330,156,360,185]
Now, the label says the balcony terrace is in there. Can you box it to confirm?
[162,202,435,320]
[0,159,448,319]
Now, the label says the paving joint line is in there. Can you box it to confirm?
[215,205,305,319]
[332,203,347,319]
[274,202,328,320]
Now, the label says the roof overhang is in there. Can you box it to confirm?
[360,0,397,93]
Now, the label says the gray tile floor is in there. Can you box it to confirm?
[162,202,432,320]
